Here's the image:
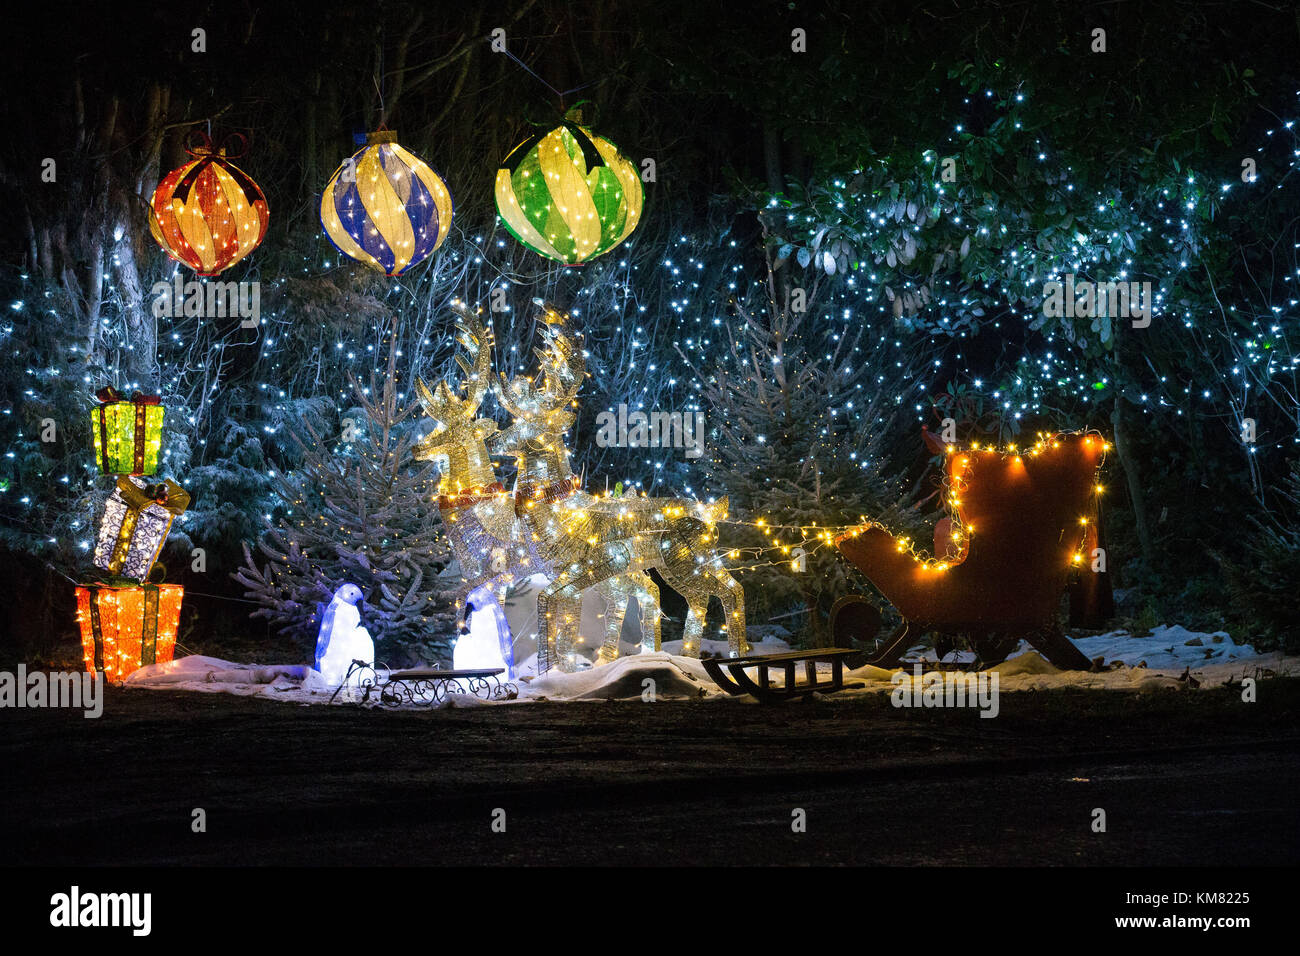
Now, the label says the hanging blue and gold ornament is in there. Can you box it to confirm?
[320,131,454,276]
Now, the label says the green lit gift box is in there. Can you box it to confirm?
[91,386,164,476]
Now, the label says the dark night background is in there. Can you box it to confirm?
[1,0,1299,667]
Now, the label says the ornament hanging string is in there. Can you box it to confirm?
[183,129,248,159]
[375,32,386,127]
[499,46,598,109]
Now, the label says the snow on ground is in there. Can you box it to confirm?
[120,625,1295,707]
[511,635,793,680]
[861,624,1292,694]
[525,652,717,700]
[122,653,511,708]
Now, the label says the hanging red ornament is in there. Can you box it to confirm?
[148,132,270,276]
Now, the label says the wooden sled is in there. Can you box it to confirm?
[837,616,1092,671]
[703,648,865,702]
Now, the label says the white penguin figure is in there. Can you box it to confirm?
[314,584,374,686]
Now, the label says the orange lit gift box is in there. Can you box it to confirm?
[75,581,183,682]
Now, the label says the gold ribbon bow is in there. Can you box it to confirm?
[116,477,190,516]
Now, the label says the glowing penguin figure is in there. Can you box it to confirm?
[314,584,374,686]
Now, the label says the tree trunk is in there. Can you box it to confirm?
[1110,396,1155,566]
[763,121,783,196]
[112,240,155,385]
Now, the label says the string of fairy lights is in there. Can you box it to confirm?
[707,430,1111,574]
[368,428,1108,582]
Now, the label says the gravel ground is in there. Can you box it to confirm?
[3,679,1298,865]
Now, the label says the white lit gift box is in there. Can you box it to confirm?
[92,477,190,581]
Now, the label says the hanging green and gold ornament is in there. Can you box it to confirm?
[494,108,643,265]
[320,130,454,277]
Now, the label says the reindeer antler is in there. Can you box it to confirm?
[413,302,502,476]
[449,301,493,413]
[415,301,494,428]
[495,303,585,424]
[537,302,586,407]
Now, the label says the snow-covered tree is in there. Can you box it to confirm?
[234,339,456,662]
[681,217,936,644]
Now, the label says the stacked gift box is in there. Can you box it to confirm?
[76,387,188,682]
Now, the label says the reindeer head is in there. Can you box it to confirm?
[414,303,500,491]
[490,303,586,473]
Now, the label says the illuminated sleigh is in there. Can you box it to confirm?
[832,432,1110,671]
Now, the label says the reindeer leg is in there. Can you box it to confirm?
[538,585,585,674]
[594,578,630,664]
[708,569,749,658]
[540,546,632,672]
[675,588,711,659]
[655,563,707,658]
[632,571,661,653]
[536,585,571,674]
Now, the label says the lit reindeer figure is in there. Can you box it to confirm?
[414,303,660,672]
[413,305,525,669]
[492,304,748,674]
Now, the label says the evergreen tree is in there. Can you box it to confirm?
[234,339,456,662]
[683,220,933,644]
[1215,461,1300,654]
